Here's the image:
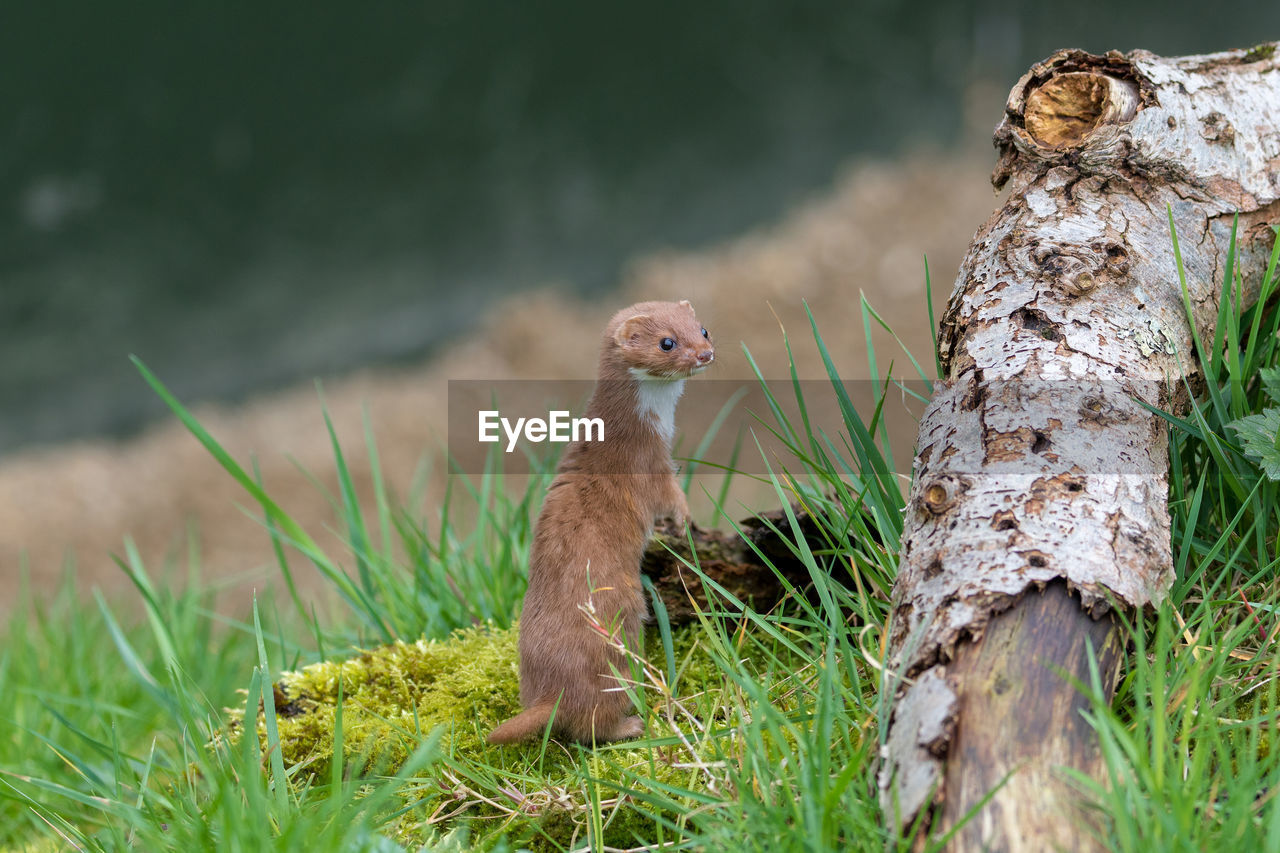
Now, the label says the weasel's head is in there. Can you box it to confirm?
[608,300,715,379]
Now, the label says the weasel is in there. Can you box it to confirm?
[488,300,714,745]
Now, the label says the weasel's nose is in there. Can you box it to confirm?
[696,350,714,365]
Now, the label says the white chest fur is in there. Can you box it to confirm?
[629,369,686,444]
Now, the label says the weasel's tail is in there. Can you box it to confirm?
[488,703,556,745]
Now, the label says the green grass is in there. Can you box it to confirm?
[1074,221,1280,851]
[2,226,1279,851]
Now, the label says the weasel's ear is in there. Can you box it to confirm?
[678,299,695,314]
[613,314,651,347]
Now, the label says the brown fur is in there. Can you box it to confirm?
[488,300,714,745]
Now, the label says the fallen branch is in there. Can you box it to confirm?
[879,43,1280,850]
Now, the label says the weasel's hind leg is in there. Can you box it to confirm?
[600,714,645,742]
[567,710,644,744]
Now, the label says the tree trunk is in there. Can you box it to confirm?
[879,44,1280,850]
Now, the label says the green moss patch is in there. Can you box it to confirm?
[256,625,522,779]
[1244,43,1276,63]
[241,623,744,849]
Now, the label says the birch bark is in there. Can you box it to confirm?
[879,43,1280,850]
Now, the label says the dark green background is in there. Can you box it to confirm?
[2,2,1276,451]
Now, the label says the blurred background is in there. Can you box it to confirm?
[3,2,1278,599]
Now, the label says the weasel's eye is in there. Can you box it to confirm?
[660,337,676,351]
[701,327,709,338]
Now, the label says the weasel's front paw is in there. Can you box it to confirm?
[664,514,691,536]
[671,496,691,531]
[654,513,690,536]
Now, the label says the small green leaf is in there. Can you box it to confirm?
[1227,408,1280,480]
[1259,365,1280,405]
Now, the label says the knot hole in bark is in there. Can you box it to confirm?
[1014,306,1060,341]
[991,510,1019,531]
[1031,431,1051,454]
[1024,72,1140,148]
[920,475,971,518]
[924,482,953,515]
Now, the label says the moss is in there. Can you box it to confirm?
[1243,43,1276,63]
[242,623,738,849]
[255,625,522,778]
